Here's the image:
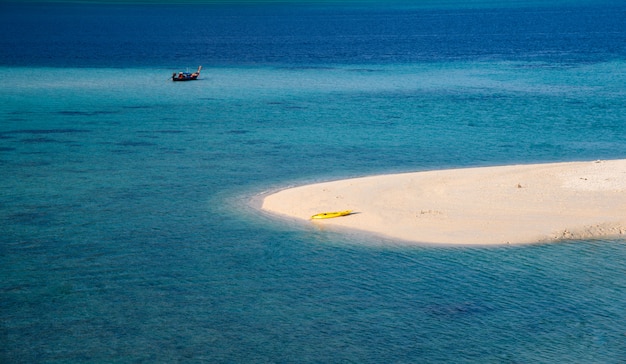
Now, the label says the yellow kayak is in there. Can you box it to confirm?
[311,210,353,219]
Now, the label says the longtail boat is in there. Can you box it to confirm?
[172,66,202,81]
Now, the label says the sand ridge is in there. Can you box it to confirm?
[261,160,626,245]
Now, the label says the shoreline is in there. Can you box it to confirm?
[260,160,626,245]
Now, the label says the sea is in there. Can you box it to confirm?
[1,1,625,362]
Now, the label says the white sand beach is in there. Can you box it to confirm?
[261,160,626,245]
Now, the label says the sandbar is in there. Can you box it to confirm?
[261,160,626,245]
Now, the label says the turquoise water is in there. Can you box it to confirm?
[2,2,626,362]
[2,62,626,362]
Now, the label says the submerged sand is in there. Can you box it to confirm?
[261,160,626,245]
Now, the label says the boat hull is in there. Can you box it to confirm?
[172,75,198,81]
[311,210,353,219]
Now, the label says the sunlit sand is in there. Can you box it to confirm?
[262,160,626,245]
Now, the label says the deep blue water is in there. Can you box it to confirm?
[1,2,626,363]
[2,1,625,67]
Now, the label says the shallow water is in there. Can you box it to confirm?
[1,2,626,362]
